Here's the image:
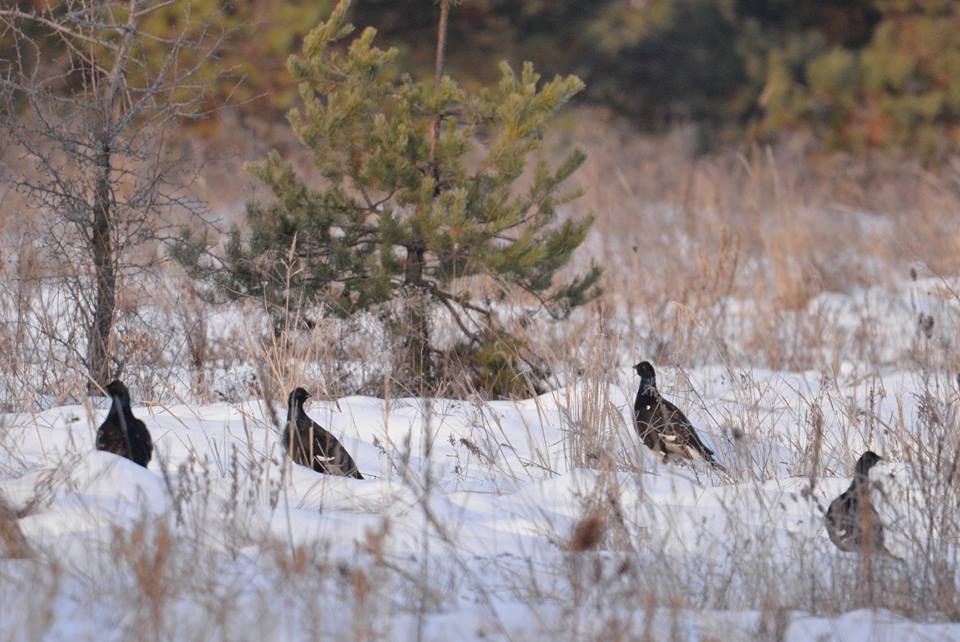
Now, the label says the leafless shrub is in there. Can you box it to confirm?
[0,492,31,558]
[0,0,226,390]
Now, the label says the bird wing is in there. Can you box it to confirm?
[825,490,860,551]
[96,418,126,456]
[296,416,363,479]
[313,425,363,479]
[659,399,717,462]
[133,419,153,466]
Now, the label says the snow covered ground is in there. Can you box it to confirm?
[2,359,960,640]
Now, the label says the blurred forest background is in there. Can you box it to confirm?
[5,0,959,158]
[3,0,960,398]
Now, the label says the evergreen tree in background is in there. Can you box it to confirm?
[178,0,600,395]
[7,0,960,157]
[755,0,960,157]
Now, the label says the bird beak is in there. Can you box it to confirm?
[633,363,641,371]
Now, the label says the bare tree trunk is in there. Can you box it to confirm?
[86,0,138,392]
[87,135,116,391]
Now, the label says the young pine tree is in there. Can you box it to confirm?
[179,0,600,394]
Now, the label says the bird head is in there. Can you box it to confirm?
[288,387,311,411]
[855,450,883,477]
[104,379,130,414]
[634,361,656,385]
[105,380,131,407]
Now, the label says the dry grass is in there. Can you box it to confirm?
[0,493,31,559]
[558,112,960,372]
[1,112,960,639]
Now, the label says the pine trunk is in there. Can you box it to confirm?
[396,0,451,395]
[403,244,430,394]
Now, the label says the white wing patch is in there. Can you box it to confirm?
[684,446,705,461]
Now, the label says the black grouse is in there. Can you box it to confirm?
[95,380,153,468]
[283,387,363,479]
[632,361,722,468]
[825,451,890,555]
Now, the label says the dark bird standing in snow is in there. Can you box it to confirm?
[283,387,363,479]
[825,450,890,555]
[96,380,153,468]
[632,361,722,468]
